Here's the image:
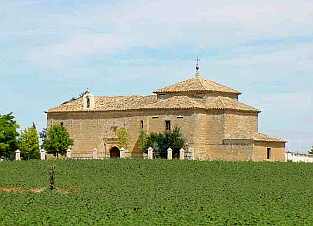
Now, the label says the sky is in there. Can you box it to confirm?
[0,0,312,152]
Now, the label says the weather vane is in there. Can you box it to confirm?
[195,57,200,72]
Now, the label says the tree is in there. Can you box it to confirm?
[117,128,129,149]
[18,127,40,160]
[142,127,185,158]
[0,113,19,159]
[309,146,313,155]
[41,125,73,158]
[165,127,185,158]
[138,129,147,152]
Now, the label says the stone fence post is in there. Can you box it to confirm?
[148,147,153,160]
[40,149,46,160]
[180,148,185,160]
[120,147,125,159]
[92,148,97,159]
[66,149,72,159]
[167,148,173,160]
[15,150,21,161]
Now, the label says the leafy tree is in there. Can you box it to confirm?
[18,126,40,160]
[41,125,73,158]
[309,146,313,155]
[165,127,185,158]
[117,128,129,149]
[0,113,19,159]
[143,127,185,158]
[138,129,147,152]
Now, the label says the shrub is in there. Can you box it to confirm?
[117,128,129,149]
[142,127,185,158]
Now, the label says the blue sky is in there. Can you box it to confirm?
[0,0,312,152]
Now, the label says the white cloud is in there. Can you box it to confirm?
[24,0,313,68]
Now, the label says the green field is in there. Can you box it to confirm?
[0,160,313,225]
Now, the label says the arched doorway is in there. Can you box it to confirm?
[110,146,120,158]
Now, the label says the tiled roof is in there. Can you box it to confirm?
[201,96,260,112]
[154,74,241,95]
[142,96,204,110]
[142,96,259,112]
[48,95,258,113]
[48,95,157,112]
[224,133,286,143]
[253,133,286,143]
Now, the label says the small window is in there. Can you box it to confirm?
[60,122,64,127]
[177,115,184,119]
[140,120,144,129]
[266,148,272,159]
[165,120,171,131]
[86,96,90,108]
[152,116,159,119]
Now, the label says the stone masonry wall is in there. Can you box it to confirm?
[47,108,285,161]
[252,141,285,161]
[223,111,258,139]
[48,110,199,158]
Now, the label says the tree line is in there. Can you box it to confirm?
[0,113,73,160]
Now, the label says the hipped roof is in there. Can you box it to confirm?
[154,74,241,95]
[48,95,259,113]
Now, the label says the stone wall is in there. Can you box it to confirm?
[252,141,285,161]
[48,109,199,158]
[223,111,258,139]
[47,108,285,161]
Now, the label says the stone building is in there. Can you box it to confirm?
[47,70,286,161]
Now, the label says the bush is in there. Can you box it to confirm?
[41,125,73,158]
[18,126,40,160]
[0,113,19,159]
[116,128,129,149]
[142,127,185,158]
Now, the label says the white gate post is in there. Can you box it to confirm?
[66,149,72,159]
[15,150,21,161]
[167,148,173,160]
[40,149,46,160]
[92,148,98,159]
[180,148,185,160]
[120,147,125,159]
[148,147,153,160]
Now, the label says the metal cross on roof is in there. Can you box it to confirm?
[195,57,200,72]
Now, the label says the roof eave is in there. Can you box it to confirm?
[153,90,241,95]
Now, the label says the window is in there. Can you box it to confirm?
[86,96,90,108]
[140,120,144,129]
[266,148,272,159]
[165,120,171,131]
[177,115,184,119]
[60,122,64,127]
[152,116,159,119]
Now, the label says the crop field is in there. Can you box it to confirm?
[1,160,313,225]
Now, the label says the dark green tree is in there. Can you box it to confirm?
[165,127,185,158]
[41,125,73,158]
[0,113,19,159]
[18,126,40,160]
[143,127,185,158]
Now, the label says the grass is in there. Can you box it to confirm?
[1,160,313,225]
